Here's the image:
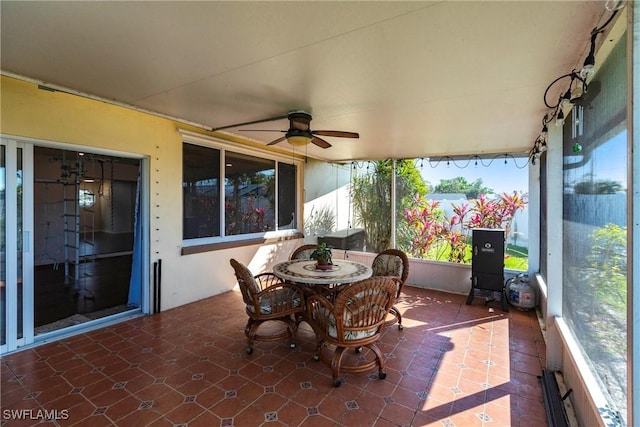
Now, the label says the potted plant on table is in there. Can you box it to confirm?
[310,242,333,270]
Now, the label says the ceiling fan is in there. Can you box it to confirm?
[211,110,359,149]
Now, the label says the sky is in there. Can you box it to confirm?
[417,155,530,195]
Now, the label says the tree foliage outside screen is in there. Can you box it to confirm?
[433,176,493,199]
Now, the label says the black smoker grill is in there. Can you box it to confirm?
[466,228,508,311]
[318,228,366,251]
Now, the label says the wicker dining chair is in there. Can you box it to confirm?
[290,244,318,260]
[229,259,305,354]
[306,276,399,387]
[371,249,409,329]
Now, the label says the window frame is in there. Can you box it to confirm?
[179,130,304,254]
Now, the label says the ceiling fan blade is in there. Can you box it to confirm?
[312,130,360,138]
[311,136,332,149]
[240,129,286,133]
[211,114,290,132]
[267,136,287,146]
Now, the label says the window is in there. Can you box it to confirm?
[182,141,298,242]
[562,34,627,420]
[224,152,275,235]
[183,143,220,239]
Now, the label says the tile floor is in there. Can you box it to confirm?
[1,286,548,426]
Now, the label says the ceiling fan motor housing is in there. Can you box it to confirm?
[288,111,312,130]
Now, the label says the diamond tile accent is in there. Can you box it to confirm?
[345,400,359,410]
[221,418,233,426]
[225,390,237,398]
[192,373,204,380]
[300,382,312,390]
[113,382,127,389]
[93,407,107,415]
[264,386,275,393]
[477,412,493,422]
[139,401,154,409]
[164,359,176,365]
[263,366,273,372]
[184,395,196,403]
[154,377,166,384]
[264,412,277,421]
[307,407,319,415]
[383,396,394,404]
[416,391,428,400]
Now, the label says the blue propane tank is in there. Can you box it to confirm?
[506,273,535,310]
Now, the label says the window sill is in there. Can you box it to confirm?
[181,232,304,256]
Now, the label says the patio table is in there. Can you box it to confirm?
[272,259,372,286]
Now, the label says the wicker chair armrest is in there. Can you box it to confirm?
[306,293,336,333]
[254,272,284,291]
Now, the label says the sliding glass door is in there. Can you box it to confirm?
[1,138,34,353]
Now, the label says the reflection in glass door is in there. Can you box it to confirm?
[1,139,34,354]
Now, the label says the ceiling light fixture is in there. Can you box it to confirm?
[544,71,588,111]
[556,109,565,127]
[580,32,598,79]
[285,129,313,146]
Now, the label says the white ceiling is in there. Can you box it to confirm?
[1,1,608,162]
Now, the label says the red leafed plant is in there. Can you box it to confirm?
[405,191,527,263]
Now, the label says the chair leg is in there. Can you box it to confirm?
[367,343,387,380]
[285,315,298,348]
[313,337,325,361]
[331,347,348,387]
[392,306,403,330]
[244,318,259,354]
[245,316,298,354]
[384,305,403,330]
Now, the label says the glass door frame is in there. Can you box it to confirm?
[1,138,34,354]
[2,137,152,354]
